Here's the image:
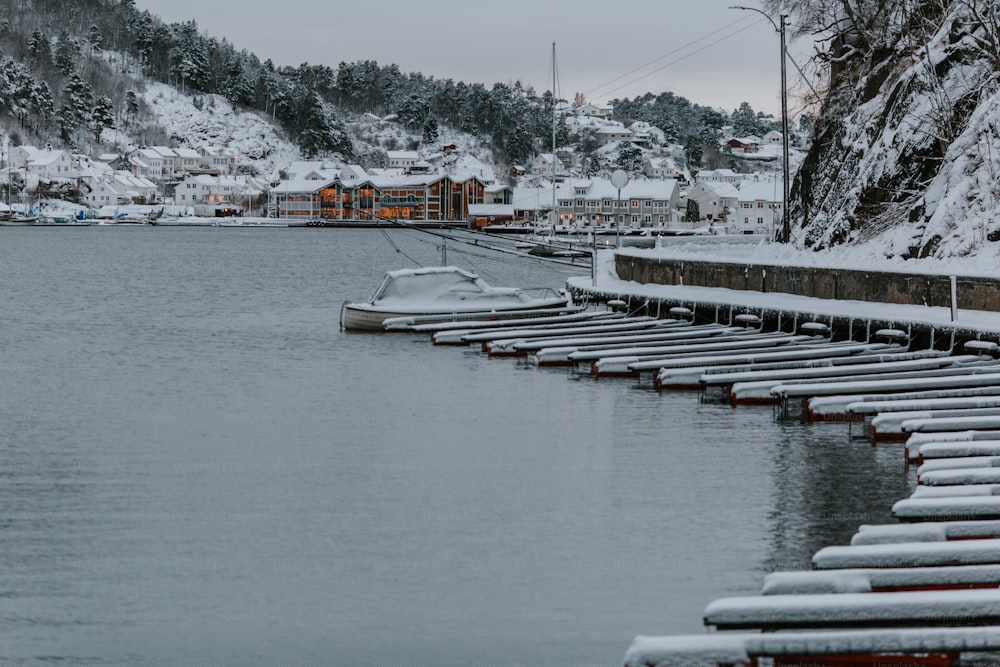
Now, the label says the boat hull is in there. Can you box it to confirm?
[342,299,571,332]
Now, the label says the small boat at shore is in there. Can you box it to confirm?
[340,266,572,332]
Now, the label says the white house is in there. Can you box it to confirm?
[628,121,665,146]
[197,147,237,175]
[387,150,420,170]
[575,103,613,120]
[733,178,783,235]
[175,174,240,205]
[552,177,681,229]
[644,156,682,180]
[696,169,742,185]
[112,172,158,203]
[687,181,740,222]
[173,148,202,174]
[83,179,125,207]
[133,148,165,179]
[15,146,75,178]
[150,146,178,175]
[596,125,634,145]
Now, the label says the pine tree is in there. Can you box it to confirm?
[28,28,51,68]
[297,91,334,158]
[124,90,140,126]
[421,116,439,144]
[616,143,643,173]
[59,74,95,143]
[87,25,103,52]
[91,96,115,143]
[54,32,80,76]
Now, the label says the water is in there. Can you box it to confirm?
[0,227,915,666]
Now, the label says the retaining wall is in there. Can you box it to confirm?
[615,255,1000,311]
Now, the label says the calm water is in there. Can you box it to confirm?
[0,227,914,666]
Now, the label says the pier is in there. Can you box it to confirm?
[370,249,1000,667]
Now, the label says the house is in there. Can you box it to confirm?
[727,136,761,154]
[112,172,158,203]
[173,148,202,175]
[763,130,783,144]
[387,150,420,170]
[575,103,613,120]
[628,121,665,146]
[696,169,742,185]
[174,174,240,205]
[18,146,74,179]
[83,179,125,207]
[687,181,740,222]
[269,170,490,222]
[733,178,783,235]
[596,125,634,145]
[132,148,165,179]
[550,177,681,229]
[150,146,179,175]
[644,156,682,181]
[197,147,236,175]
[530,153,568,180]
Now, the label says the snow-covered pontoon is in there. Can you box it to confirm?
[340,266,573,332]
[624,627,1000,667]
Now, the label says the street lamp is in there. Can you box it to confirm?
[731,6,790,244]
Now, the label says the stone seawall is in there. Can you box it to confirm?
[615,255,1000,311]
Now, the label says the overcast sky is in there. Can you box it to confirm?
[133,0,815,117]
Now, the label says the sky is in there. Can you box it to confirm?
[132,0,816,118]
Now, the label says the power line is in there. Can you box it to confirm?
[585,14,763,101]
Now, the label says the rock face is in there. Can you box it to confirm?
[790,2,1000,259]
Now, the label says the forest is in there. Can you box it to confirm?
[0,0,783,172]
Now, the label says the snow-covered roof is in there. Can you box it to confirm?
[468,204,513,217]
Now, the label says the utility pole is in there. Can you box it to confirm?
[731,6,791,243]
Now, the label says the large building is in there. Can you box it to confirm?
[268,166,510,222]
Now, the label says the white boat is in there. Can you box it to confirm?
[340,266,572,332]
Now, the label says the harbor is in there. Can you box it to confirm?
[360,246,1000,667]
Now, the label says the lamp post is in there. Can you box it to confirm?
[731,6,790,243]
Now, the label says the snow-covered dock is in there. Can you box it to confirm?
[624,627,1000,667]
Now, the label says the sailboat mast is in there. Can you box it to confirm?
[551,41,557,234]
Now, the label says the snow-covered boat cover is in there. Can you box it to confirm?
[703,588,1000,629]
[356,266,561,314]
[813,537,1000,569]
[763,563,1000,594]
[624,627,1000,666]
[851,519,1000,544]
[893,495,1000,520]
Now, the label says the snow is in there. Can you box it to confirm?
[851,395,1000,417]
[813,539,1000,569]
[921,467,1000,487]
[892,495,1000,520]
[852,520,1000,544]
[873,407,1000,436]
[903,414,1000,434]
[909,440,1000,463]
[763,564,1000,594]
[705,588,1000,629]
[625,627,1000,666]
[628,627,1000,666]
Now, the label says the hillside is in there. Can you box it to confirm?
[0,0,790,188]
[775,0,1000,260]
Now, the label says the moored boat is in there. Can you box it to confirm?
[340,266,572,332]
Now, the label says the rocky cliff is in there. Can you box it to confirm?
[788,1,1000,259]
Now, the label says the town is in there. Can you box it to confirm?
[2,101,794,234]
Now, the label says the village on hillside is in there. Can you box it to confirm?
[1,100,801,233]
